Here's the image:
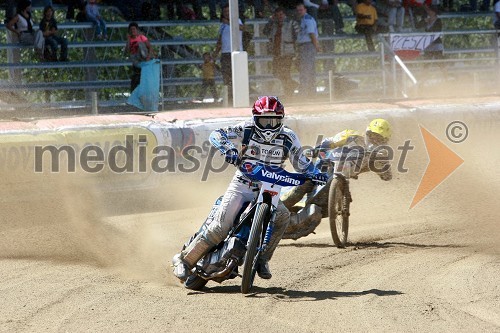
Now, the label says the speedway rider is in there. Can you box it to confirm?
[172,96,327,281]
[282,118,393,240]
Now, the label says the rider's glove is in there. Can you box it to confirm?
[313,172,329,184]
[305,168,328,182]
[224,148,239,165]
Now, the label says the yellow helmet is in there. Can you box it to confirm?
[332,129,361,143]
[366,118,392,140]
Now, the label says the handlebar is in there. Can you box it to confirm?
[239,163,329,187]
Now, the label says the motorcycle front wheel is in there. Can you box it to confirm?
[328,178,349,248]
[241,202,268,294]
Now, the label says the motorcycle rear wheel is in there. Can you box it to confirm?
[328,178,349,248]
[184,274,208,291]
[241,203,268,294]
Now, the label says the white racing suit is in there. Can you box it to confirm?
[282,131,392,240]
[176,121,317,275]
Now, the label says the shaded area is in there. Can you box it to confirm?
[190,285,404,301]
[351,241,464,250]
[280,241,463,249]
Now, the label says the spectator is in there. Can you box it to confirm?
[418,5,443,61]
[274,0,298,17]
[65,0,83,21]
[494,0,500,28]
[125,22,155,92]
[188,0,206,20]
[404,0,431,28]
[303,0,321,19]
[219,0,246,19]
[179,4,197,20]
[253,0,271,18]
[213,4,244,103]
[75,1,88,23]
[296,3,321,97]
[318,0,346,35]
[201,0,245,21]
[4,0,17,24]
[39,5,68,61]
[355,0,378,51]
[6,0,36,45]
[208,0,220,20]
[263,7,299,95]
[316,0,345,72]
[166,1,206,20]
[376,0,405,32]
[86,0,108,40]
[199,52,220,101]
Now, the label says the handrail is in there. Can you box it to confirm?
[0,8,491,28]
[379,36,417,85]
[0,25,497,107]
[0,39,220,50]
[0,12,495,33]
[0,51,381,69]
[381,29,498,36]
[0,28,496,50]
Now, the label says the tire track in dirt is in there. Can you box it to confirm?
[0,101,499,332]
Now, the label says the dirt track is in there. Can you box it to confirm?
[1,100,499,332]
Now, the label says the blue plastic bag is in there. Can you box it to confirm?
[127,59,160,111]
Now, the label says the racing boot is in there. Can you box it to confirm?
[172,233,214,282]
[172,253,190,282]
[282,204,323,240]
[256,258,272,279]
[281,180,315,210]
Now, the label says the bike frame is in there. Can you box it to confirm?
[186,163,327,291]
[304,146,362,209]
[230,164,299,252]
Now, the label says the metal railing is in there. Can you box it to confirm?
[0,15,498,112]
[379,29,500,99]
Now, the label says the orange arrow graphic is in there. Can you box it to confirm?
[410,125,464,209]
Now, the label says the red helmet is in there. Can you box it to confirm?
[252,96,285,117]
[251,96,285,142]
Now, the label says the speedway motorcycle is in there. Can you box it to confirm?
[181,162,326,294]
[284,145,367,248]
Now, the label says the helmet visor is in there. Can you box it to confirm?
[366,130,388,146]
[255,116,282,130]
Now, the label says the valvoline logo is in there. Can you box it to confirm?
[261,169,301,186]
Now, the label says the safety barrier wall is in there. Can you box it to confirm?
[1,98,499,206]
[0,113,244,203]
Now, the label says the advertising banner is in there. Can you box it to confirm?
[390,33,442,59]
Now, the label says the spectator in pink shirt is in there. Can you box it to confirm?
[125,22,155,92]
